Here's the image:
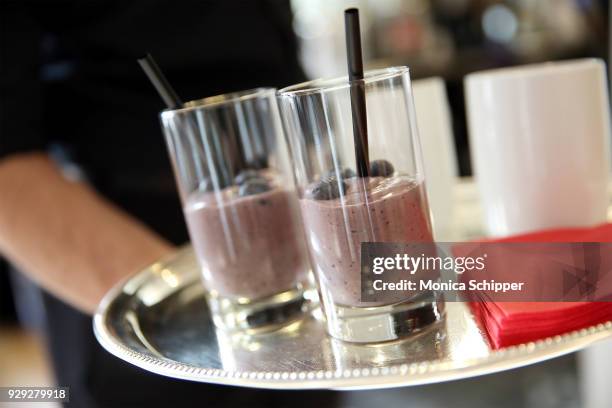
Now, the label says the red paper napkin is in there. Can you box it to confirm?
[467,223,612,349]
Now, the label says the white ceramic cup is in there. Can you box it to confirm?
[412,77,459,240]
[465,59,611,237]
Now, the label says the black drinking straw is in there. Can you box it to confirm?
[137,53,231,187]
[137,53,183,109]
[344,8,369,177]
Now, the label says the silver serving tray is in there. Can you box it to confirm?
[94,246,612,390]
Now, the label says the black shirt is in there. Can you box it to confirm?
[2,0,305,238]
[1,1,338,407]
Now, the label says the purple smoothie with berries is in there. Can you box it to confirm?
[184,171,309,300]
[299,161,433,307]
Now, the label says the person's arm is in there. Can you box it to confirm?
[0,153,174,314]
[0,3,177,315]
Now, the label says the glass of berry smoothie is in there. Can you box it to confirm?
[161,88,312,333]
[278,67,445,343]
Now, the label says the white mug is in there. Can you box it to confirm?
[412,77,458,240]
[465,59,611,237]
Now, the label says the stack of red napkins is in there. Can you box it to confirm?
[468,223,612,349]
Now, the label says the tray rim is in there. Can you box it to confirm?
[93,248,612,390]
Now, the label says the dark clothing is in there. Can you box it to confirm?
[2,0,303,215]
[1,1,337,407]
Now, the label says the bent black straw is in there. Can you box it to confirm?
[137,53,183,109]
[137,53,234,187]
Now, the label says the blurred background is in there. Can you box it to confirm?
[0,0,610,407]
[291,0,609,176]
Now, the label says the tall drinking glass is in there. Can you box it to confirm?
[161,88,312,332]
[278,67,444,343]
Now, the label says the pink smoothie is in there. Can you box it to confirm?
[184,181,309,300]
[300,176,433,307]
